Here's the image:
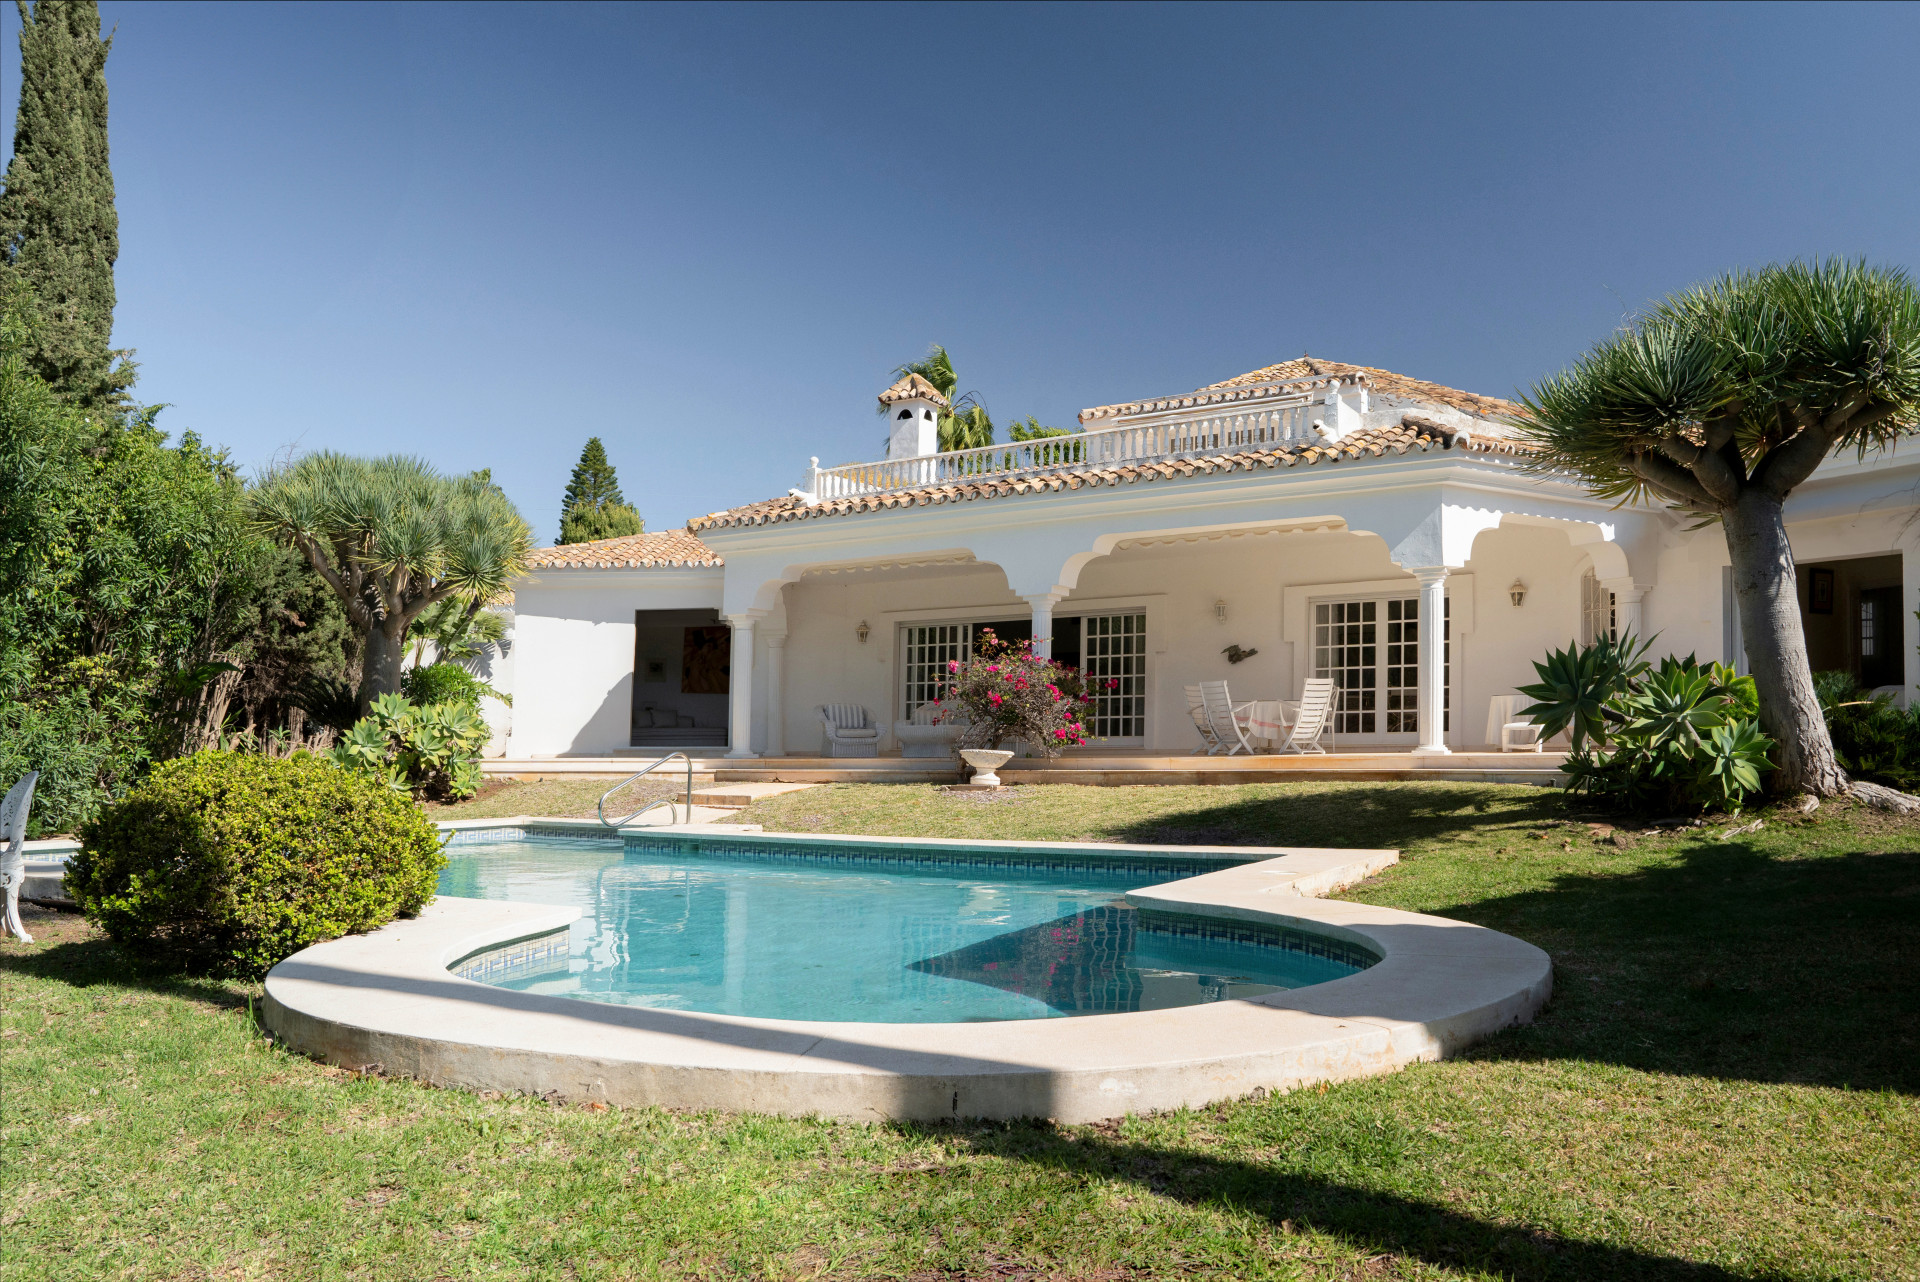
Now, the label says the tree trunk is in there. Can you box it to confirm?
[358,622,408,713]
[1723,490,1850,795]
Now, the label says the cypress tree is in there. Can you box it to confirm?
[0,0,132,408]
[557,437,643,544]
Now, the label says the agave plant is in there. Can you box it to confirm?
[1695,721,1777,808]
[1517,633,1653,750]
[1550,648,1776,813]
[330,692,489,801]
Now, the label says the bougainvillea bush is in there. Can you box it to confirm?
[933,628,1114,756]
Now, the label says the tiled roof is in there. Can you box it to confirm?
[1079,355,1521,423]
[688,417,1533,533]
[526,529,722,570]
[877,373,952,408]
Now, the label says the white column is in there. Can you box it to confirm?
[1023,591,1066,659]
[1605,581,1646,639]
[1411,568,1450,756]
[725,614,758,759]
[764,632,786,757]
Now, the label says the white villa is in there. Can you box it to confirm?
[496,356,1917,776]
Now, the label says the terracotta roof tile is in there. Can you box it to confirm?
[877,373,952,408]
[688,418,1534,533]
[527,529,722,570]
[1079,355,1522,423]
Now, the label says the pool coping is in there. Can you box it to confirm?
[262,829,1552,1123]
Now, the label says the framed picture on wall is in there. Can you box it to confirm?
[681,626,731,694]
[1809,567,1835,615]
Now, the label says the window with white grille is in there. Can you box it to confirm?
[1081,613,1147,740]
[1317,596,1449,737]
[1581,569,1616,642]
[900,623,966,716]
[1315,600,1377,735]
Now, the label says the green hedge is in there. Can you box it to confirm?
[68,751,446,977]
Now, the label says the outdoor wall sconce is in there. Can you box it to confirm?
[856,620,870,644]
[1509,579,1527,607]
[1214,599,1228,623]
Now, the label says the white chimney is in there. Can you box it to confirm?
[877,373,950,459]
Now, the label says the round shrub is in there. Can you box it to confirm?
[68,750,447,977]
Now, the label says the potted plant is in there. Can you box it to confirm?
[932,628,1110,786]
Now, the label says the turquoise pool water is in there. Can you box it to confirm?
[438,834,1370,1023]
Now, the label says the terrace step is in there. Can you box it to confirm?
[687,781,820,809]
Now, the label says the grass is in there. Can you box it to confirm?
[4,781,1917,1280]
[424,774,703,822]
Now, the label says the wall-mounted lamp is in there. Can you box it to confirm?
[1509,579,1527,607]
[856,620,871,644]
[1214,599,1228,623]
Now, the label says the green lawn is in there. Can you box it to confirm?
[4,782,1917,1280]
[425,774,700,821]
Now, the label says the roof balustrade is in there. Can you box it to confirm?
[804,398,1320,501]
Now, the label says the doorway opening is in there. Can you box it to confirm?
[1797,554,1904,695]
[631,609,730,748]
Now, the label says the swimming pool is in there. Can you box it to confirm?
[438,831,1375,1023]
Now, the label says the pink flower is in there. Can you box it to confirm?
[988,692,1003,706]
[1106,678,1119,689]
[948,660,960,672]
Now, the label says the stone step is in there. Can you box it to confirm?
[687,781,820,809]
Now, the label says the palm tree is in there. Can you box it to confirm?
[1514,259,1920,796]
[887,345,994,451]
[251,454,533,712]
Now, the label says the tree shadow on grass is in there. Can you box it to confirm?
[1114,786,1920,1094]
[1,905,256,1012]
[930,1120,1791,1282]
[1107,780,1567,851]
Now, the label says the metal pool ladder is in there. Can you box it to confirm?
[597,752,696,828]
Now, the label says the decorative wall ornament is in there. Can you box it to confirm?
[1222,644,1259,665]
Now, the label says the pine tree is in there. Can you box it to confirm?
[0,1,133,407]
[557,437,643,544]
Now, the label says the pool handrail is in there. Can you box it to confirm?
[597,752,695,828]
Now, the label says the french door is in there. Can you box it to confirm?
[898,612,1147,744]
[1312,596,1448,743]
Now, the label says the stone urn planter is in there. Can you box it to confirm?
[959,748,1015,788]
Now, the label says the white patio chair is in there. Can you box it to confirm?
[1184,684,1223,753]
[817,704,880,758]
[1,771,42,944]
[1275,678,1336,754]
[1485,694,1544,752]
[1197,680,1259,756]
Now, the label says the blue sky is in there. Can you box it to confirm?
[6,1,1919,541]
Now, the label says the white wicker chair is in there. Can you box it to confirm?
[1,771,42,944]
[1275,678,1336,754]
[817,704,880,758]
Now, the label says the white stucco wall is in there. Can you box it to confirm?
[507,571,724,757]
